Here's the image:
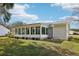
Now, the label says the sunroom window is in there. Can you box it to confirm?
[22,28,25,34]
[46,28,48,34]
[18,28,21,35]
[42,27,45,34]
[31,27,35,34]
[36,27,40,34]
[15,28,18,34]
[26,28,29,34]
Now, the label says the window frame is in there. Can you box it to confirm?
[31,27,35,34]
[18,28,21,35]
[22,28,25,35]
[26,28,29,34]
[36,27,40,34]
[42,27,45,34]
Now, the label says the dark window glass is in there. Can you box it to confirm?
[31,27,35,34]
[15,28,18,34]
[22,28,25,34]
[18,28,21,35]
[26,28,29,34]
[42,27,45,34]
[36,27,40,34]
[46,28,48,34]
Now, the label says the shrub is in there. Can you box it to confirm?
[68,37,73,41]
[5,32,13,38]
[51,39,64,43]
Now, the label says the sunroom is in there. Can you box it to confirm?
[12,23,48,39]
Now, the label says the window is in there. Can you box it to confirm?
[36,27,40,34]
[26,28,29,34]
[15,28,18,34]
[46,28,48,34]
[22,28,25,34]
[31,27,35,34]
[42,27,45,34]
[18,28,21,35]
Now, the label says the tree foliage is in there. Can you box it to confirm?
[0,3,14,24]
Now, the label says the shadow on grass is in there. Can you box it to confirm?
[0,39,62,56]
[41,39,64,44]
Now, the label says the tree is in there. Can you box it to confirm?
[0,3,14,24]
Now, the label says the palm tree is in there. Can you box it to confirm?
[0,3,14,25]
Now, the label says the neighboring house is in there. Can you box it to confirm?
[0,25,10,36]
[69,29,79,35]
[11,21,69,40]
[69,30,74,35]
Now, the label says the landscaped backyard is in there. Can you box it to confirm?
[0,35,79,56]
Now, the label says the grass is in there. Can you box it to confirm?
[0,35,79,56]
[59,35,79,55]
[0,37,62,56]
[59,41,79,55]
[71,35,79,38]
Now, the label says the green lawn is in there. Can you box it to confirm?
[59,35,79,55]
[0,37,61,56]
[70,35,79,39]
[0,36,79,56]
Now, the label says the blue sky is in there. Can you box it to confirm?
[9,3,79,29]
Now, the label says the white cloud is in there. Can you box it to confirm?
[50,3,79,11]
[35,20,54,23]
[24,4,30,8]
[50,3,79,23]
[9,4,38,21]
[59,16,79,22]
[59,16,78,19]
[9,4,25,14]
[59,16,79,29]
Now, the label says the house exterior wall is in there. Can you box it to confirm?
[0,25,10,36]
[12,23,69,40]
[53,23,69,40]
[14,35,48,39]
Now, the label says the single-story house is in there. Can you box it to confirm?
[69,29,79,35]
[0,24,10,36]
[69,30,74,35]
[11,21,69,40]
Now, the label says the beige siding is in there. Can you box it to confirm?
[53,24,69,40]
